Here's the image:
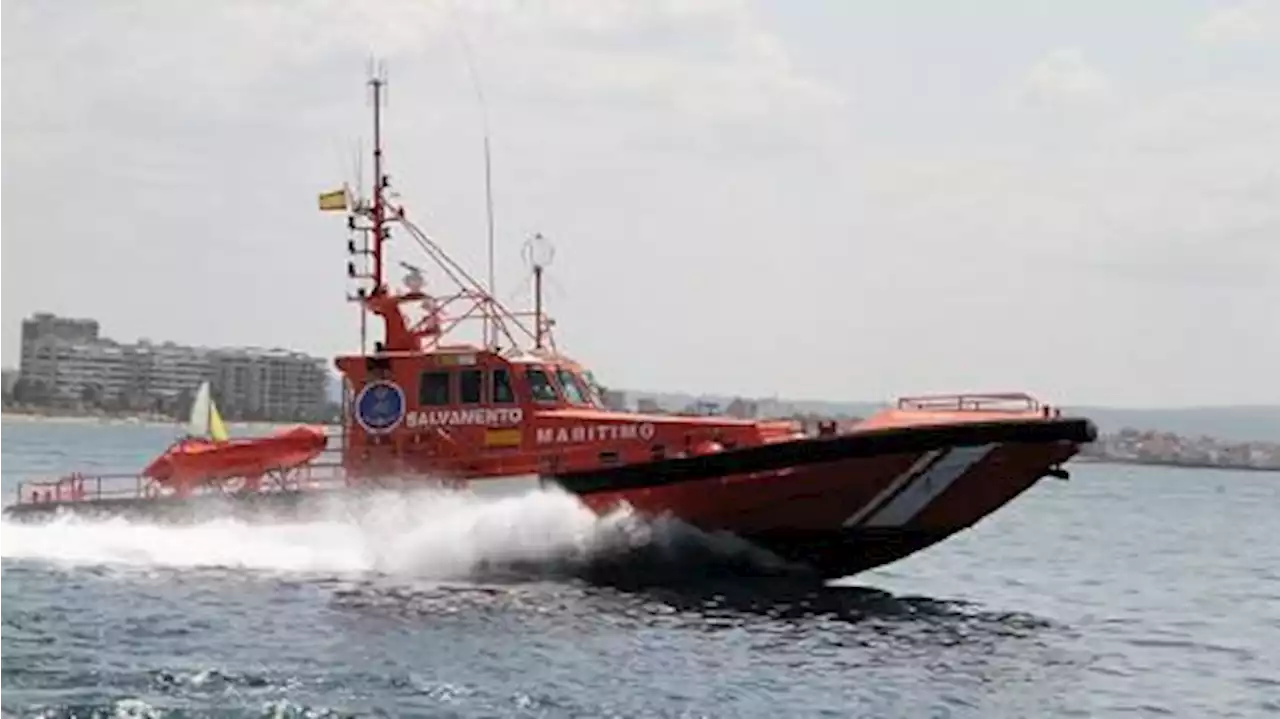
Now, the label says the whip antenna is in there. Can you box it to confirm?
[447,2,498,348]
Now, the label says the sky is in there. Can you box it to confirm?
[2,0,1278,407]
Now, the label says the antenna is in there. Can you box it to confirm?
[447,4,498,348]
[523,233,555,349]
[483,132,496,349]
[352,137,364,204]
[367,59,389,292]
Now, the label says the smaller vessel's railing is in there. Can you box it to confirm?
[15,472,151,505]
[11,455,355,507]
[896,392,1046,413]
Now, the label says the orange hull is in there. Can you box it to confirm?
[142,425,328,486]
[559,423,1085,578]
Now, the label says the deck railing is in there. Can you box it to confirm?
[12,449,354,507]
[896,392,1044,413]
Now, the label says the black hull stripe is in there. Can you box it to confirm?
[549,417,1096,495]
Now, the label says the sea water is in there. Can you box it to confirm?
[2,417,1277,717]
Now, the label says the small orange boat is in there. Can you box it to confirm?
[139,381,328,496]
[4,72,1096,581]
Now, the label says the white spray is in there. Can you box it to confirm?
[0,485,793,581]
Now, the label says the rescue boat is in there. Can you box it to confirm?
[2,73,1097,580]
[17,382,328,506]
[138,382,328,495]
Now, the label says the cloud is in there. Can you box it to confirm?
[845,77,1279,405]
[861,86,1280,286]
[1,0,849,366]
[37,0,841,129]
[1020,48,1111,107]
[1191,0,1280,46]
[3,2,1276,405]
[1,0,848,177]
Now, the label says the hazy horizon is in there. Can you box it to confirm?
[4,1,1278,408]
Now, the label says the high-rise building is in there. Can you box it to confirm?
[601,389,629,411]
[21,313,99,344]
[211,347,329,421]
[15,312,331,421]
[725,397,759,419]
[126,341,214,399]
[1,369,17,396]
[19,314,127,404]
[636,397,663,414]
[22,339,132,404]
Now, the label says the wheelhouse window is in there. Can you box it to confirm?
[574,372,603,408]
[419,370,451,406]
[459,369,483,405]
[581,370,606,406]
[524,367,560,404]
[491,368,515,404]
[555,367,590,406]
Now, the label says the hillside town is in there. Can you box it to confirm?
[1078,427,1280,471]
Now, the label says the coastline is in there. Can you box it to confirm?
[1,408,340,433]
[1074,455,1280,474]
[3,409,173,428]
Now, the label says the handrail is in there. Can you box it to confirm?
[12,457,354,507]
[896,392,1042,413]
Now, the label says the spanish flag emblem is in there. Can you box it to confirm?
[318,187,349,212]
[484,428,523,448]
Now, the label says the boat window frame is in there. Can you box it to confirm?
[580,370,606,407]
[419,369,452,407]
[459,368,484,405]
[554,366,590,406]
[573,371,603,408]
[524,366,561,405]
[491,368,516,404]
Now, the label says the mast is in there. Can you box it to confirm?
[534,262,544,349]
[340,65,389,354]
[333,66,559,357]
[369,71,387,293]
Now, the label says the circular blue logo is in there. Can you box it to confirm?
[354,380,405,434]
